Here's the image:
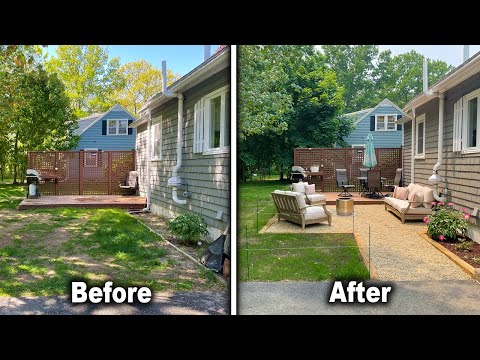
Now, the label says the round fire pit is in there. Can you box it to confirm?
[336,197,354,216]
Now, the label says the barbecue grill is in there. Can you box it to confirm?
[26,169,41,198]
[290,166,305,183]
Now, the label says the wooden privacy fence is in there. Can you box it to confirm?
[28,151,136,195]
[294,147,402,192]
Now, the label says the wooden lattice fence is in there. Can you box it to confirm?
[294,147,402,191]
[28,150,135,195]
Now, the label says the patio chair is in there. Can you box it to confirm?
[384,168,403,194]
[359,168,369,195]
[367,169,383,198]
[336,169,355,197]
[119,171,139,196]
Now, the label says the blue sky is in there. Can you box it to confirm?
[379,45,480,66]
[45,45,220,77]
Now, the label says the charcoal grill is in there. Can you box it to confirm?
[290,165,305,183]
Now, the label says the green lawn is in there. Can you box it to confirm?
[0,184,221,296]
[238,180,369,281]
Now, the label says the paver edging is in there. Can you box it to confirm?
[354,232,379,280]
[419,232,480,281]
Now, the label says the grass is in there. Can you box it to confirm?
[238,180,369,281]
[0,184,221,296]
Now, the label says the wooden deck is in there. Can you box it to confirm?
[323,192,388,205]
[18,195,146,210]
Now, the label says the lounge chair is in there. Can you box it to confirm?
[271,190,331,230]
[336,169,355,197]
[291,182,326,205]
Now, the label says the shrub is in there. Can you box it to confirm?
[167,212,208,245]
[455,240,473,252]
[473,257,480,264]
[424,202,468,241]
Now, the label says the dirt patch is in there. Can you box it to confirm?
[437,239,480,268]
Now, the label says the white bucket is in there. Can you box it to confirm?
[310,166,319,172]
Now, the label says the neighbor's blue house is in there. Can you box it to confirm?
[341,99,404,148]
[73,104,136,150]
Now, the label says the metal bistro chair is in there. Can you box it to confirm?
[359,168,369,196]
[367,169,383,198]
[336,169,355,197]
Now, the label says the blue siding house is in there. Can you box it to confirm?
[73,104,136,150]
[341,99,404,148]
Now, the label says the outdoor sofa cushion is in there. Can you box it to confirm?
[306,194,326,203]
[273,190,307,209]
[408,191,424,208]
[304,206,328,221]
[292,182,306,194]
[384,197,432,215]
[305,184,316,195]
[394,186,409,200]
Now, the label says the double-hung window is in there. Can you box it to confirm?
[107,119,128,135]
[375,114,397,131]
[151,116,162,161]
[453,88,480,154]
[415,114,426,159]
[193,85,230,154]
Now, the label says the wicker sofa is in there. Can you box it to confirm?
[271,190,331,229]
[384,183,435,223]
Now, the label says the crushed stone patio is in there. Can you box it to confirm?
[261,204,471,281]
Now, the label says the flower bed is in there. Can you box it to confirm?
[423,202,480,269]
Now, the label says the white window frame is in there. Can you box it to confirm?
[351,144,366,148]
[203,85,230,155]
[151,116,162,161]
[106,119,129,136]
[415,114,426,159]
[375,114,397,131]
[461,88,480,154]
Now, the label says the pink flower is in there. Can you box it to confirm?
[462,207,468,212]
[423,216,430,223]
[463,214,471,220]
[438,201,444,206]
[439,235,445,241]
[431,201,437,206]
[448,202,454,207]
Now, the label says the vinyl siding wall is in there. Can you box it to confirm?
[74,110,136,150]
[343,105,403,147]
[136,68,230,239]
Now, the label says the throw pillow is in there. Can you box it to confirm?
[292,182,306,194]
[407,183,415,193]
[305,184,316,195]
[408,191,424,208]
[395,187,409,200]
[422,187,435,207]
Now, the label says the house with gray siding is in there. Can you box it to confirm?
[398,50,480,242]
[341,99,404,148]
[130,46,230,241]
[73,104,136,150]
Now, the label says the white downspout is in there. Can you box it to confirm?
[429,94,447,202]
[162,60,187,205]
[143,109,152,212]
[411,108,415,183]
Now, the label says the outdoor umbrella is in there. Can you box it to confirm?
[363,133,377,169]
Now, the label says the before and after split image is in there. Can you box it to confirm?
[1,45,480,315]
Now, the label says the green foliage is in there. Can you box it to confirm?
[473,257,480,264]
[426,204,468,241]
[455,240,473,252]
[112,60,179,115]
[46,45,123,117]
[167,213,208,245]
[0,45,78,183]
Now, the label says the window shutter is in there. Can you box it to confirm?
[102,120,107,135]
[453,98,463,151]
[370,116,375,131]
[397,115,403,131]
[128,120,133,135]
[193,98,205,153]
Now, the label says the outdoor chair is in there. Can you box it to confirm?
[385,168,403,194]
[119,171,139,196]
[335,169,355,197]
[367,169,383,198]
[271,190,331,230]
[359,168,369,196]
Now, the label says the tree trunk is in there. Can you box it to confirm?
[13,133,18,184]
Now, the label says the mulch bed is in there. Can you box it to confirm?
[437,238,480,268]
